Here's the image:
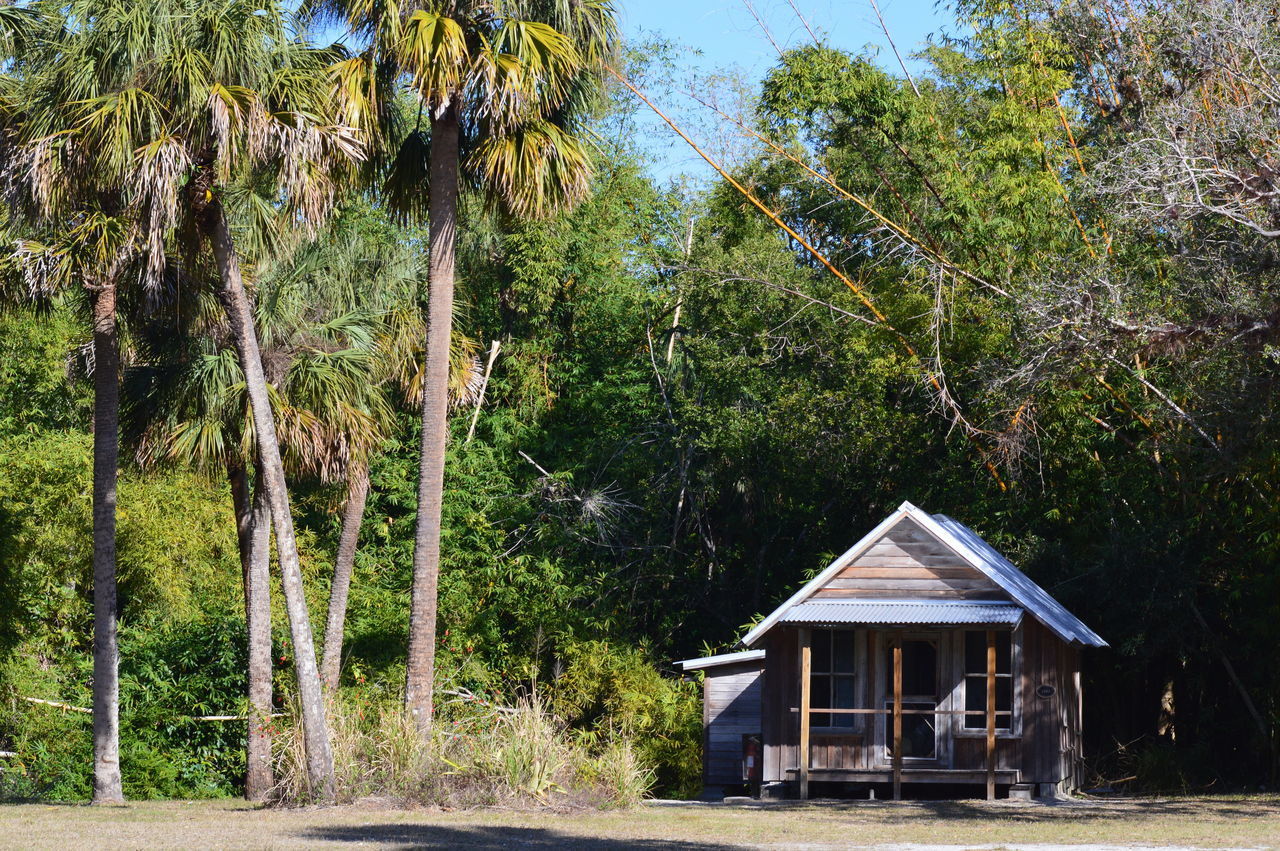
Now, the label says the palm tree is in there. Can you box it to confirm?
[317,0,621,733]
[129,234,394,797]
[3,0,362,801]
[128,304,278,799]
[245,205,483,692]
[0,2,147,802]
[0,218,137,804]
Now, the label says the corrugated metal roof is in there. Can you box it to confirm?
[929,514,1107,647]
[674,649,766,671]
[780,600,1023,626]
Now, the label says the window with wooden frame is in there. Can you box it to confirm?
[961,630,1013,731]
[808,628,860,729]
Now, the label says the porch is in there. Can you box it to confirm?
[782,608,1023,801]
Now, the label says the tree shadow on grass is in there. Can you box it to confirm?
[300,823,738,849]
[697,796,1280,825]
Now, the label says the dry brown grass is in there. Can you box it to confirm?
[1,794,1277,849]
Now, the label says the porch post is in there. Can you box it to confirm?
[986,629,996,801]
[799,629,811,800]
[892,634,902,801]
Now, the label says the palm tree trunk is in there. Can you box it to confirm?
[90,282,124,805]
[228,458,275,801]
[405,104,460,732]
[203,200,336,803]
[321,462,370,692]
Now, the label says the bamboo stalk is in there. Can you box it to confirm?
[741,0,783,59]
[21,696,91,714]
[19,696,282,722]
[465,340,501,445]
[869,0,921,98]
[784,0,820,46]
[1093,373,1158,436]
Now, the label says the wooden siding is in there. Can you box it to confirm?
[809,520,1007,600]
[703,662,763,785]
[762,627,800,783]
[953,737,1020,771]
[809,734,866,770]
[1018,617,1083,788]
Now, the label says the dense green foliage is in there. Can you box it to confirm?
[1,0,1279,802]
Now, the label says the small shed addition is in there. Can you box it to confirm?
[676,501,1106,801]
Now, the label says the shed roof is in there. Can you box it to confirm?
[779,599,1023,626]
[741,501,1107,648]
[673,649,766,671]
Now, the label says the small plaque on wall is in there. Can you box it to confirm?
[1036,684,1056,699]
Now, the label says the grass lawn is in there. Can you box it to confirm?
[0,795,1276,849]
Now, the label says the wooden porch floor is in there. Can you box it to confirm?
[785,768,1020,784]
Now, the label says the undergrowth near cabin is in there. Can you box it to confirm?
[274,694,655,808]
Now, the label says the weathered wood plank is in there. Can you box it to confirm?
[810,587,1007,599]
[785,768,1020,783]
[838,566,982,580]
[799,631,811,800]
[852,554,974,568]
[863,540,955,555]
[986,629,997,801]
[883,526,943,544]
[824,578,997,592]
[762,627,798,784]
[893,636,903,801]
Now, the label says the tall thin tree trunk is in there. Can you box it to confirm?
[203,200,335,803]
[321,462,370,691]
[228,458,275,801]
[405,104,460,732]
[90,282,124,805]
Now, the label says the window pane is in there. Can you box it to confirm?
[811,630,831,673]
[810,674,830,709]
[965,676,1014,729]
[833,630,856,674]
[832,676,856,728]
[811,673,832,727]
[833,675,855,708]
[902,641,936,697]
[997,676,1012,713]
[996,632,1011,674]
[965,631,985,673]
[964,675,984,729]
[965,630,1012,675]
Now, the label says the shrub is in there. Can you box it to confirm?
[549,640,702,799]
[274,690,654,808]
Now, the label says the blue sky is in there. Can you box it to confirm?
[616,0,956,180]
[623,0,950,80]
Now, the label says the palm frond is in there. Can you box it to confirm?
[467,119,592,218]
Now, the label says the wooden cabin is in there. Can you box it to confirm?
[676,501,1106,801]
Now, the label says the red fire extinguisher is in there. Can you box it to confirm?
[742,734,761,783]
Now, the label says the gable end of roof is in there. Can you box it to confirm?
[740,501,1107,648]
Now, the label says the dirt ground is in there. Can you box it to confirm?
[1,794,1277,849]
